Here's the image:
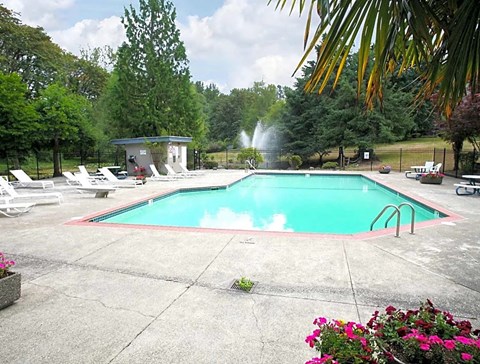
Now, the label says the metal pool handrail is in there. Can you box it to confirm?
[384,202,415,235]
[370,203,416,237]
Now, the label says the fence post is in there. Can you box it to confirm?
[97,150,101,167]
[399,148,402,172]
[36,151,40,179]
[442,148,447,175]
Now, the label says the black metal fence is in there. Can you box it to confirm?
[0,148,125,180]
[1,146,478,180]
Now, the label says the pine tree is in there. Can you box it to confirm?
[112,0,204,139]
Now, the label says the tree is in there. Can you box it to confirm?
[279,52,417,164]
[438,92,480,171]
[0,72,39,166]
[111,0,204,140]
[35,84,93,176]
[0,6,66,96]
[270,0,480,116]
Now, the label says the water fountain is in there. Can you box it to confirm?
[239,121,280,167]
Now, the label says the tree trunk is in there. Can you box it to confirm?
[452,139,463,172]
[52,139,62,177]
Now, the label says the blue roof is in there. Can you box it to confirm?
[110,136,193,145]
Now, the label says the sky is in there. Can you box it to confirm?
[2,0,312,92]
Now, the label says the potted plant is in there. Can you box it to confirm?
[379,165,392,174]
[420,172,444,184]
[133,165,147,184]
[0,252,21,309]
[305,300,479,364]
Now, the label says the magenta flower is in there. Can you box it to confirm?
[419,343,430,351]
[429,335,444,345]
[444,340,456,350]
[314,317,327,325]
[305,329,320,348]
[455,336,474,345]
[461,353,473,361]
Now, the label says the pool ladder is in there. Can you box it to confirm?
[370,203,415,237]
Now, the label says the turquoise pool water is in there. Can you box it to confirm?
[93,174,445,234]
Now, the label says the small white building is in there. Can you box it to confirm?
[111,136,193,176]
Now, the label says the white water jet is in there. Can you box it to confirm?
[239,121,279,167]
[240,122,276,150]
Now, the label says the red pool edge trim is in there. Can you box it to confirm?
[65,172,464,240]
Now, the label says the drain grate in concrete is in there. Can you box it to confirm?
[230,279,256,293]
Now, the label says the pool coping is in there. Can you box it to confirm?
[66,171,464,240]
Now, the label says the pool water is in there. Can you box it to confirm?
[94,174,445,234]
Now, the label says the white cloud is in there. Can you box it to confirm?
[49,16,126,55]
[3,0,75,29]
[178,0,313,90]
[3,0,315,90]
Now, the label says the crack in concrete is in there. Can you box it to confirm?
[342,242,362,323]
[369,242,480,295]
[108,285,191,364]
[250,296,266,361]
[28,281,155,319]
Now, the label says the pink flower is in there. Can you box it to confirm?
[314,317,327,325]
[305,329,320,348]
[455,336,474,345]
[461,353,473,361]
[444,340,456,350]
[429,335,444,345]
[419,343,430,351]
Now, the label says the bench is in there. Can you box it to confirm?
[454,184,480,196]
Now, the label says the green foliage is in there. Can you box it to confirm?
[288,154,302,169]
[322,162,338,169]
[237,277,254,292]
[236,147,264,168]
[203,160,218,169]
[279,53,420,162]
[35,84,93,176]
[206,82,284,145]
[0,6,66,96]
[0,72,39,161]
[108,0,205,142]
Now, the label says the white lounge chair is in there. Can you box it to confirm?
[164,164,194,178]
[0,177,62,204]
[405,161,435,179]
[77,165,106,184]
[430,163,442,174]
[10,169,55,189]
[148,164,178,182]
[0,202,35,217]
[99,167,143,188]
[177,164,205,176]
[63,171,81,186]
[75,174,117,198]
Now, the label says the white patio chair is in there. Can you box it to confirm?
[98,167,143,188]
[10,169,54,189]
[0,176,62,204]
[0,202,35,217]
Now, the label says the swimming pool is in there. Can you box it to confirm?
[90,174,446,235]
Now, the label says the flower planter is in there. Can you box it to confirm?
[420,177,443,184]
[379,170,391,174]
[0,272,21,309]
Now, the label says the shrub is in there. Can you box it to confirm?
[288,155,303,170]
[203,160,218,169]
[322,162,338,170]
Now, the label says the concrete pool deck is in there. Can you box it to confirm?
[0,170,479,363]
